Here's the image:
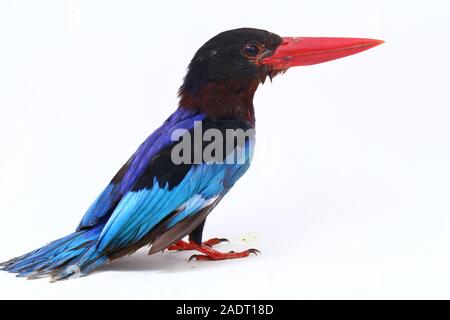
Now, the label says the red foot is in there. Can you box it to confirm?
[167,238,228,251]
[188,242,260,261]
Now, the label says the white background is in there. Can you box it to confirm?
[1,0,450,299]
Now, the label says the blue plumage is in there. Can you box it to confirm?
[3,225,106,280]
[1,107,254,280]
[77,108,206,230]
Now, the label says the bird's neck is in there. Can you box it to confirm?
[178,79,259,126]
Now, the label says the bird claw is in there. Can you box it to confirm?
[246,248,260,256]
[188,248,261,262]
[167,238,229,251]
[203,238,229,247]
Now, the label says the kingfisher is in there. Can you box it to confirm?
[1,28,383,280]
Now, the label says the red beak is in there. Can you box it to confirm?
[261,37,384,69]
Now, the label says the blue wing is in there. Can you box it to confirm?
[77,108,206,230]
[1,108,255,280]
[97,132,255,253]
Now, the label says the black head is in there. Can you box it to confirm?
[179,28,283,122]
[181,28,283,94]
[178,28,383,124]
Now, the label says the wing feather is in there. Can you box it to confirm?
[77,108,205,230]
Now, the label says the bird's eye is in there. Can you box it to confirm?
[243,44,261,58]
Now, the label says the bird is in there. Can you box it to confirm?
[0,28,383,280]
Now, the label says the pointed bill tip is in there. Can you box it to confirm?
[261,36,384,69]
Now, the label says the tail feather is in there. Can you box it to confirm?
[1,225,108,281]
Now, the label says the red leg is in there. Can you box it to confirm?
[188,241,260,261]
[167,238,228,251]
